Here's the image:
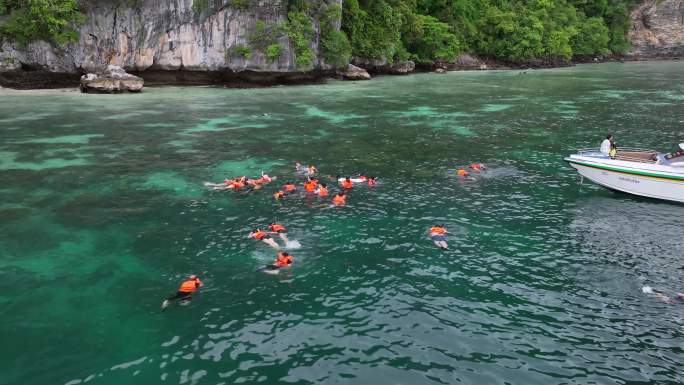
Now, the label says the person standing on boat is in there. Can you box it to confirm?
[600,134,614,155]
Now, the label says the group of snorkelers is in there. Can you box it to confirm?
[427,162,487,250]
[164,162,380,309]
[273,162,378,206]
[454,163,487,178]
[248,223,294,274]
[204,172,275,191]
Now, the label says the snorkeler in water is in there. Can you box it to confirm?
[161,275,203,310]
[249,229,280,249]
[303,178,317,193]
[282,181,297,194]
[332,192,346,206]
[315,183,329,197]
[340,177,354,190]
[261,251,293,272]
[204,177,244,191]
[642,286,684,304]
[268,223,290,244]
[428,225,449,250]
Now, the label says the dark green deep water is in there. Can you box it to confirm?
[1,62,683,385]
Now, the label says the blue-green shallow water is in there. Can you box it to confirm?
[1,62,684,385]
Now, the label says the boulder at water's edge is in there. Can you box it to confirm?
[337,64,371,81]
[80,65,144,93]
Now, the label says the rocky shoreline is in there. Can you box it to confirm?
[0,54,681,91]
[1,0,681,91]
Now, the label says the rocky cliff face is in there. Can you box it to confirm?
[0,0,339,77]
[629,0,684,57]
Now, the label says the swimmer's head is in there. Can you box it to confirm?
[189,274,197,279]
[338,192,345,196]
[321,183,327,188]
[346,177,351,181]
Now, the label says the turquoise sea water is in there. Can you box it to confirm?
[1,62,683,385]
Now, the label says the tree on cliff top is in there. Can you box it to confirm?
[0,0,84,47]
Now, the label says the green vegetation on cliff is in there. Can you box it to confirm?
[341,0,640,64]
[0,0,84,46]
[0,0,641,69]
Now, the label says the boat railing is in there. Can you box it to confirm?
[575,147,659,164]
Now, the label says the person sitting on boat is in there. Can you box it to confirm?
[664,143,684,161]
[609,142,618,158]
[600,134,613,155]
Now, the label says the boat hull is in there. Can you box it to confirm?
[565,156,684,203]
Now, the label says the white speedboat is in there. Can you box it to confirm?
[564,147,684,203]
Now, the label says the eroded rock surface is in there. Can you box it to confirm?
[337,64,371,80]
[80,65,144,93]
[1,0,342,75]
[629,0,684,57]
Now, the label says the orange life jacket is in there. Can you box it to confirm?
[304,181,316,192]
[429,226,446,235]
[269,224,286,232]
[317,187,329,197]
[367,179,376,186]
[457,169,468,176]
[179,278,201,293]
[232,181,245,189]
[275,253,293,267]
[284,184,296,192]
[342,180,353,189]
[251,230,267,240]
[333,195,346,205]
[274,191,284,199]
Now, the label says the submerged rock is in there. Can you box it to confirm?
[80,65,144,93]
[337,64,371,81]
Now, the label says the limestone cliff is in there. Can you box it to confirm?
[629,0,684,57]
[0,0,340,78]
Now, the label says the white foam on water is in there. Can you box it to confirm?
[285,240,302,249]
[642,286,653,294]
